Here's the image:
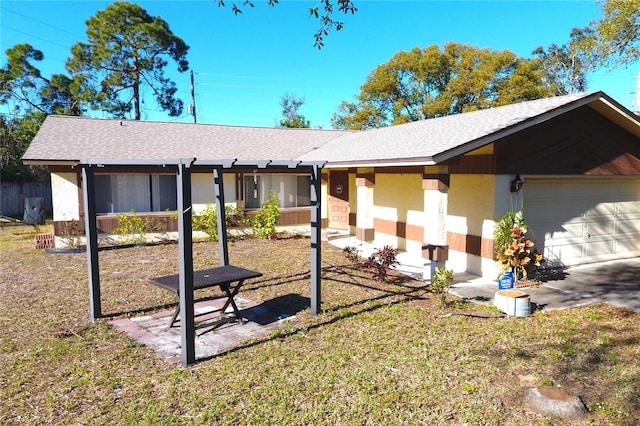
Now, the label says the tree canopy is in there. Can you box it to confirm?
[66,1,189,120]
[278,94,310,128]
[218,0,357,48]
[532,28,592,96]
[0,111,49,182]
[331,43,553,130]
[588,0,640,68]
[0,44,81,116]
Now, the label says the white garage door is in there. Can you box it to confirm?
[523,178,640,267]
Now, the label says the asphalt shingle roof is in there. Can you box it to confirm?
[296,91,603,164]
[23,117,350,163]
[24,91,629,166]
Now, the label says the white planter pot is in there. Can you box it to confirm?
[494,290,531,317]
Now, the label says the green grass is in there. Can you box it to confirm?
[1,224,639,424]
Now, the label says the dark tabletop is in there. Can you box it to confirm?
[149,265,262,293]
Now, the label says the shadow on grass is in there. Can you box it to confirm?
[197,262,432,364]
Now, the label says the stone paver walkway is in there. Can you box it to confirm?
[109,297,293,364]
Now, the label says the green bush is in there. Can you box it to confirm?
[193,204,219,241]
[113,210,164,244]
[430,267,454,306]
[253,190,280,239]
[193,204,249,242]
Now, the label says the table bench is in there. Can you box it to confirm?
[149,265,262,328]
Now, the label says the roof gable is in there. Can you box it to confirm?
[298,91,640,166]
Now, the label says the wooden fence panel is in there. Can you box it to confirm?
[0,182,53,217]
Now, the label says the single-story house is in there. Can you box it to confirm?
[23,91,640,280]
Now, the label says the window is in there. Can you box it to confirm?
[242,173,311,209]
[95,174,177,214]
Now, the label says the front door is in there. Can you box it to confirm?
[329,170,349,230]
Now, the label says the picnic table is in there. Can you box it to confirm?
[149,265,262,327]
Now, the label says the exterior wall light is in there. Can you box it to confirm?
[510,174,524,192]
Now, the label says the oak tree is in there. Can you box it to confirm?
[218,0,357,48]
[331,43,552,130]
[589,0,640,68]
[66,2,189,120]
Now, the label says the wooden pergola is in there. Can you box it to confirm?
[79,157,325,366]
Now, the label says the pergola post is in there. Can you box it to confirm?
[213,166,229,266]
[177,160,195,366]
[310,163,322,315]
[82,166,101,320]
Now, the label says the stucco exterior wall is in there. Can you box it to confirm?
[447,174,496,276]
[192,173,237,214]
[51,172,80,222]
[372,173,423,251]
[483,175,518,277]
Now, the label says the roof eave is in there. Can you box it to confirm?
[324,157,436,168]
[22,159,79,166]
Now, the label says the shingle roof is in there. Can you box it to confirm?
[24,91,637,167]
[297,91,610,165]
[23,117,350,163]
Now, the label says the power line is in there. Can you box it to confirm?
[1,6,85,40]
[1,24,72,51]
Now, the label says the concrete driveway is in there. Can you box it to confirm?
[449,258,640,312]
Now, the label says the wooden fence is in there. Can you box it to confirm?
[0,182,53,217]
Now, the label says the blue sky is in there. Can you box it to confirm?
[1,0,638,128]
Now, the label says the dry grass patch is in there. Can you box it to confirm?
[1,224,639,424]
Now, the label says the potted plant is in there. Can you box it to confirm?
[494,212,545,285]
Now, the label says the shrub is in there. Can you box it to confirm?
[59,218,82,248]
[192,204,219,241]
[193,204,249,242]
[113,210,164,244]
[494,211,546,282]
[253,190,280,239]
[496,226,545,281]
[361,245,399,281]
[493,211,524,258]
[343,245,361,263]
[430,267,454,306]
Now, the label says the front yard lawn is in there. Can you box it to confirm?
[1,224,639,425]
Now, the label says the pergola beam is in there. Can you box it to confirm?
[213,166,229,266]
[82,166,101,320]
[78,157,325,366]
[310,163,322,315]
[176,160,196,365]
